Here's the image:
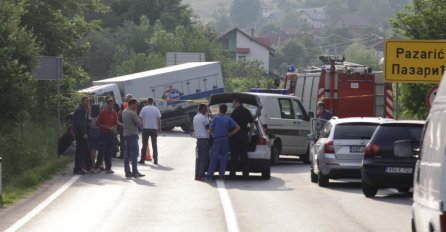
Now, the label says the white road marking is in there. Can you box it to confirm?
[216,180,240,232]
[4,175,80,232]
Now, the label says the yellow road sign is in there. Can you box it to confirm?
[384,40,446,83]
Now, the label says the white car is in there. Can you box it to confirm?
[308,117,386,187]
[208,93,271,179]
[247,92,312,164]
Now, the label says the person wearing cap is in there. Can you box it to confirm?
[122,98,145,177]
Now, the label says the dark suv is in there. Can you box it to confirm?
[361,120,425,197]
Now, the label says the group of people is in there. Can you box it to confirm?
[60,94,161,177]
[193,97,254,181]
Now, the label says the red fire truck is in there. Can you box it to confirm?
[284,56,394,119]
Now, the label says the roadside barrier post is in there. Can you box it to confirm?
[0,157,2,205]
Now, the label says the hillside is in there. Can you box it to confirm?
[182,0,232,23]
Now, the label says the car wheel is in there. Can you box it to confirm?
[318,171,329,187]
[261,168,271,180]
[397,187,410,193]
[270,143,280,165]
[301,144,310,164]
[362,182,378,197]
[310,164,318,183]
[180,123,191,133]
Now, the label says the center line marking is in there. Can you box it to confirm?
[216,180,240,232]
[4,175,80,232]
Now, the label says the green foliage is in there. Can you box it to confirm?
[344,43,379,70]
[391,0,446,39]
[0,121,69,187]
[84,17,225,79]
[99,0,193,30]
[399,83,434,119]
[0,0,39,130]
[223,61,273,92]
[390,0,446,119]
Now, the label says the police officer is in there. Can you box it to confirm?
[229,97,254,179]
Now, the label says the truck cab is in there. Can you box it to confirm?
[79,83,123,105]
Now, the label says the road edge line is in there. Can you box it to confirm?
[4,175,80,232]
[216,180,240,232]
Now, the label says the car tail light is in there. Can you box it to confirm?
[364,143,379,157]
[258,136,268,145]
[440,213,446,232]
[324,141,335,154]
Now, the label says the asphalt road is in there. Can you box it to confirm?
[0,129,412,232]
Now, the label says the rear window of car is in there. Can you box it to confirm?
[372,124,424,146]
[333,123,379,140]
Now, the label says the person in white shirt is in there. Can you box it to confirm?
[139,98,161,164]
[193,103,210,180]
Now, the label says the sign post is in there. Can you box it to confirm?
[32,56,63,145]
[384,40,446,83]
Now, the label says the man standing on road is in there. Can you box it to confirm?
[193,103,210,180]
[96,98,120,173]
[139,97,161,165]
[317,102,333,120]
[205,104,240,180]
[72,96,90,175]
[229,97,254,179]
[317,102,333,129]
[122,98,145,177]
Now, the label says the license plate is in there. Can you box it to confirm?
[385,167,413,174]
[350,146,365,153]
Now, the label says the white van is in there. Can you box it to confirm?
[247,92,313,164]
[395,72,446,232]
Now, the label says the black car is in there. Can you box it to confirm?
[361,120,425,197]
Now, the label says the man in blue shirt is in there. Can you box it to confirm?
[205,104,240,180]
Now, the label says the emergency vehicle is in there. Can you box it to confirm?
[285,56,394,119]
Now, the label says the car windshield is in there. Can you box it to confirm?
[334,123,379,140]
[209,103,257,117]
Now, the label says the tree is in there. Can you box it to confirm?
[98,0,193,30]
[344,43,379,70]
[20,0,107,121]
[230,0,262,27]
[0,0,40,129]
[390,0,446,118]
[223,61,272,92]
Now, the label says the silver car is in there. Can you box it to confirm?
[308,117,387,187]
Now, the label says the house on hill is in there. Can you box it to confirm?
[217,28,275,72]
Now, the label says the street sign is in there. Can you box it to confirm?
[426,85,439,109]
[32,56,63,80]
[384,40,446,83]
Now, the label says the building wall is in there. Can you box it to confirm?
[235,31,270,72]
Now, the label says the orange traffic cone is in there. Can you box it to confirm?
[145,146,152,161]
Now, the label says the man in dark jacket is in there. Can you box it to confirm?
[72,96,90,175]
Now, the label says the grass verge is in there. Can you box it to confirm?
[0,121,73,206]
[1,156,72,206]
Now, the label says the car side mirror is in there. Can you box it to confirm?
[394,140,418,158]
